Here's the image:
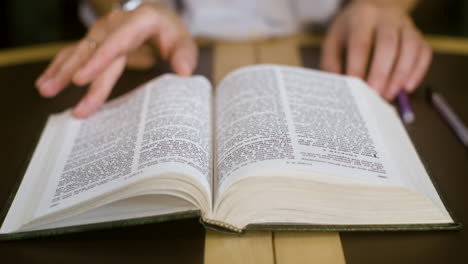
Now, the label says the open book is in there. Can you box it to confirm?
[0,65,459,239]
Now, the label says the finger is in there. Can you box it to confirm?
[346,17,376,79]
[157,17,197,75]
[43,39,99,97]
[320,19,345,73]
[73,7,165,85]
[37,13,110,96]
[383,28,421,100]
[366,22,400,95]
[404,42,432,93]
[36,46,75,97]
[75,6,196,84]
[170,36,198,76]
[126,43,158,69]
[72,56,126,118]
[36,45,74,87]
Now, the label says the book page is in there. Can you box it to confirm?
[137,76,213,187]
[34,75,213,219]
[215,65,401,198]
[215,66,295,196]
[280,66,398,182]
[364,87,450,215]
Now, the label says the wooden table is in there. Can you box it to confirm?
[0,35,467,263]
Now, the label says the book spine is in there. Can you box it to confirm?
[201,218,243,233]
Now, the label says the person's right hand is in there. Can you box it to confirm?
[35,3,198,118]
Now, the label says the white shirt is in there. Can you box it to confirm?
[183,0,341,40]
[81,0,341,40]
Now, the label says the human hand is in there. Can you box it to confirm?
[36,3,197,118]
[321,0,431,100]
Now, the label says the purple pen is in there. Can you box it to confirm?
[428,89,468,148]
[396,91,415,124]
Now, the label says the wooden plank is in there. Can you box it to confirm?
[426,35,468,55]
[0,42,71,66]
[0,39,213,67]
[212,42,257,84]
[204,42,274,264]
[257,38,346,264]
[204,230,274,264]
[280,35,323,48]
[257,38,302,65]
[294,34,468,55]
[0,34,466,68]
[274,232,345,264]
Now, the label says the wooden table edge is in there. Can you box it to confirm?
[1,34,468,67]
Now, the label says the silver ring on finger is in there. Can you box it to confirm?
[84,37,98,50]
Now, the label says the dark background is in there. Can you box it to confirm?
[0,0,467,49]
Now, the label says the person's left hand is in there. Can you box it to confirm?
[320,1,432,100]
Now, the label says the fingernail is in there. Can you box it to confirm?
[73,100,88,118]
[179,60,192,76]
[385,85,398,100]
[36,76,46,87]
[406,78,417,91]
[39,79,56,97]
